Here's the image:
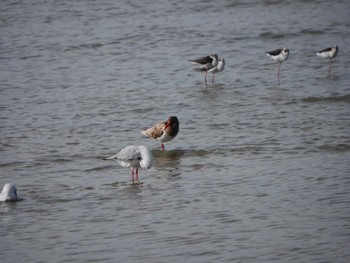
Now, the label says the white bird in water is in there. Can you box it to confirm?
[105,145,154,183]
[141,116,179,151]
[316,45,338,75]
[0,183,23,202]
[190,54,218,82]
[208,58,225,82]
[266,48,289,83]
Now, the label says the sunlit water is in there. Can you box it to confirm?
[1,0,350,262]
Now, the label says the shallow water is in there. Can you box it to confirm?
[1,0,350,262]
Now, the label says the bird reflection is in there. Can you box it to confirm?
[151,149,185,179]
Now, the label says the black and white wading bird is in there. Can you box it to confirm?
[190,54,219,82]
[207,58,225,82]
[266,48,289,83]
[316,45,338,75]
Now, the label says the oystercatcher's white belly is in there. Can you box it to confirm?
[158,132,173,143]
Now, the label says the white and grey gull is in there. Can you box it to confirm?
[105,145,154,183]
[0,183,23,202]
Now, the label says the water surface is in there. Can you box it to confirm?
[1,0,350,262]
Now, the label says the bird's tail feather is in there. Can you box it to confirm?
[141,130,149,137]
[103,154,118,160]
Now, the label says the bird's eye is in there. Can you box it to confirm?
[137,157,142,161]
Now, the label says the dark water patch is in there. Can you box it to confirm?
[226,146,264,155]
[83,165,114,172]
[35,155,74,164]
[259,31,298,40]
[64,42,104,52]
[110,181,145,187]
[298,29,324,35]
[317,144,350,153]
[152,149,185,166]
[20,55,42,60]
[221,36,258,44]
[302,94,350,103]
[0,161,29,167]
[152,149,210,159]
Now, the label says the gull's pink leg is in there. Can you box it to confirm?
[212,73,215,83]
[204,70,208,82]
[161,143,164,151]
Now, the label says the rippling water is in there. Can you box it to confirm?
[1,0,350,262]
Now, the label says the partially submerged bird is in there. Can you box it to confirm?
[316,45,338,75]
[208,58,225,82]
[141,116,179,150]
[190,54,219,82]
[0,183,23,202]
[105,145,153,183]
[266,48,289,83]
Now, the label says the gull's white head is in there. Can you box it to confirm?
[218,58,225,71]
[0,183,22,202]
[138,145,154,170]
[210,54,219,67]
